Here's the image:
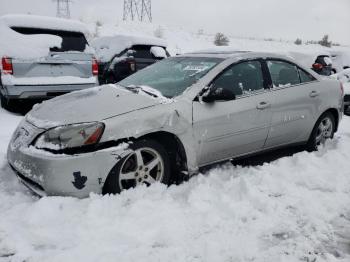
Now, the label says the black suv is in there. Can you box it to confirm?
[312,55,333,76]
[92,36,170,84]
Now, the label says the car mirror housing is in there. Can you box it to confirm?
[201,87,236,103]
[127,49,136,57]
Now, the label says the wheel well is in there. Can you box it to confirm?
[323,108,339,132]
[138,131,188,182]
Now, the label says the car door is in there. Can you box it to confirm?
[264,59,320,148]
[193,60,273,166]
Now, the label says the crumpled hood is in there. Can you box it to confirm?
[26,85,162,129]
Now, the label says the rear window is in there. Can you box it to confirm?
[11,27,88,52]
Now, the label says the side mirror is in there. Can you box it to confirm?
[127,49,136,57]
[201,87,236,103]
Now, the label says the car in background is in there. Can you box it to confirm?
[7,50,343,197]
[330,50,350,74]
[91,35,169,84]
[0,14,98,110]
[332,68,350,115]
[288,51,333,76]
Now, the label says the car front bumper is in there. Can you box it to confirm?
[7,120,130,198]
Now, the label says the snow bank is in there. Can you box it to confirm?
[0,14,88,34]
[0,21,62,60]
[1,107,350,261]
[91,34,167,62]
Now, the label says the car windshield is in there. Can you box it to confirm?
[11,27,88,52]
[118,56,223,98]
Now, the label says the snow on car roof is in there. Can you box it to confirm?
[91,34,167,62]
[0,14,88,33]
[0,20,62,60]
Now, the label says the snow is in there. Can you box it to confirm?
[1,75,97,86]
[0,14,88,34]
[1,19,350,262]
[91,35,168,62]
[1,106,350,261]
[150,46,167,58]
[0,21,62,59]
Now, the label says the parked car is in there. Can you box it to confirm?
[288,51,333,76]
[332,68,350,115]
[8,51,343,197]
[91,35,169,84]
[330,50,350,74]
[0,14,98,110]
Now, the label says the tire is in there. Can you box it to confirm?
[0,93,11,110]
[103,139,171,194]
[306,112,335,152]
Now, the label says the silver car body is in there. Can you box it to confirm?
[7,51,343,197]
[0,15,98,100]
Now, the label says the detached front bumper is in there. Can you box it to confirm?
[7,121,129,198]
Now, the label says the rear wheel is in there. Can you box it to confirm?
[306,112,335,151]
[103,139,171,194]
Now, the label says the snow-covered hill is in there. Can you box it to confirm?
[85,20,350,58]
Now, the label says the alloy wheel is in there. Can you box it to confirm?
[118,147,165,190]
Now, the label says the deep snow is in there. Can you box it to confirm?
[1,19,350,262]
[0,107,350,262]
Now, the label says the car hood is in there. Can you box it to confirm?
[26,85,163,129]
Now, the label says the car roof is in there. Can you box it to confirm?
[0,14,88,33]
[182,49,297,61]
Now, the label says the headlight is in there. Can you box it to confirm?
[34,122,104,151]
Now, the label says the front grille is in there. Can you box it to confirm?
[344,95,350,103]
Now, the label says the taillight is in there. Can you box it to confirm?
[312,63,323,70]
[1,57,13,75]
[92,58,98,76]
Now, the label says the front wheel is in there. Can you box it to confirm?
[306,112,335,151]
[103,139,171,194]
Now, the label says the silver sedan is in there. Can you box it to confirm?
[7,51,344,197]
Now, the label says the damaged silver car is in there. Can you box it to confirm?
[7,51,344,197]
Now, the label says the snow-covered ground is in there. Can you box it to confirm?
[1,18,350,262]
[1,107,350,262]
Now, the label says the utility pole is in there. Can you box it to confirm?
[123,0,152,22]
[53,0,71,19]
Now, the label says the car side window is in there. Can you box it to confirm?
[131,45,152,59]
[267,60,300,87]
[298,68,316,83]
[211,60,265,97]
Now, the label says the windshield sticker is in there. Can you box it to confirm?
[183,65,210,72]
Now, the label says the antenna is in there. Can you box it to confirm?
[123,0,152,22]
[53,0,71,19]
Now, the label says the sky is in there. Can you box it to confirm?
[0,0,349,45]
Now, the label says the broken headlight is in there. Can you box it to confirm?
[34,122,105,151]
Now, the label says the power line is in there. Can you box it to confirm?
[53,0,71,19]
[123,0,152,22]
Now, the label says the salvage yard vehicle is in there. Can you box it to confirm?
[91,35,169,84]
[0,14,98,110]
[7,50,343,198]
[333,68,350,115]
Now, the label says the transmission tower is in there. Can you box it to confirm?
[53,0,71,19]
[123,0,152,22]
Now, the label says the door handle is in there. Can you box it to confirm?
[309,91,320,98]
[256,101,271,110]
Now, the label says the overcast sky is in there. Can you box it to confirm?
[0,0,349,44]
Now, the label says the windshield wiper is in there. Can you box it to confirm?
[127,85,159,98]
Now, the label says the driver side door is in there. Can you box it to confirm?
[192,60,273,166]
